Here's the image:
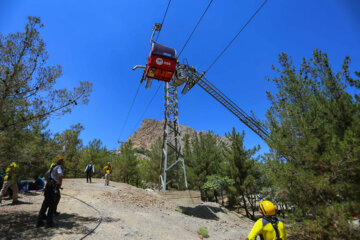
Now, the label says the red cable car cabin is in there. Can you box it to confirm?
[145,43,177,82]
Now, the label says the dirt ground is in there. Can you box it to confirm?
[0,178,254,240]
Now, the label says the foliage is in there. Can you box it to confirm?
[265,49,360,239]
[185,132,225,191]
[0,16,92,170]
[224,128,260,219]
[113,141,140,186]
[197,227,209,238]
[201,175,234,205]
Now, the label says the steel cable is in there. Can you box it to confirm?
[178,0,214,58]
[155,0,173,41]
[119,82,142,140]
[205,0,268,73]
[132,82,163,133]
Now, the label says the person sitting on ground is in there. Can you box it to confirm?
[0,162,19,204]
[84,161,95,183]
[103,162,112,186]
[36,156,64,228]
[246,200,288,240]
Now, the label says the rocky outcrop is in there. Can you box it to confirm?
[126,118,230,151]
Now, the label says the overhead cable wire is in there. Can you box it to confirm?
[205,0,268,73]
[155,0,173,42]
[119,82,142,140]
[132,82,163,133]
[178,0,214,58]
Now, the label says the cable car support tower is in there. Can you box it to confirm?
[133,23,271,191]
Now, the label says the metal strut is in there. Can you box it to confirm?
[159,81,188,191]
[178,63,270,142]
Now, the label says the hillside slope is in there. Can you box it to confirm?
[0,178,253,240]
[127,118,231,151]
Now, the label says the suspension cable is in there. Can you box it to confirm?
[155,0,173,42]
[132,82,163,133]
[119,82,142,140]
[205,0,268,73]
[178,0,214,58]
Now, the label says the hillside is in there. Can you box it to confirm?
[0,178,254,240]
[127,118,231,151]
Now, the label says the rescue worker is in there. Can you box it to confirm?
[84,161,95,183]
[103,162,112,186]
[0,162,19,204]
[36,156,64,228]
[246,200,288,240]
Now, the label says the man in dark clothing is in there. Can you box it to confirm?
[37,156,64,228]
[84,161,95,183]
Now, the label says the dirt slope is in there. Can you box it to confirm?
[0,178,253,240]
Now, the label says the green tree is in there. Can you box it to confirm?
[225,128,260,219]
[266,50,360,239]
[0,16,92,168]
[186,132,225,191]
[55,124,84,177]
[115,141,140,186]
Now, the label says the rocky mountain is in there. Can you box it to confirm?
[126,118,231,151]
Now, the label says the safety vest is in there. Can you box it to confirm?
[4,163,18,181]
[104,165,112,174]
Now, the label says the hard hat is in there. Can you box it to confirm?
[10,162,18,168]
[55,155,64,160]
[259,200,276,217]
[107,162,111,165]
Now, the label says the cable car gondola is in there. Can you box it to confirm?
[145,42,177,82]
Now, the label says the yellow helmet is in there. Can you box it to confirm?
[10,162,18,168]
[107,162,111,165]
[260,200,276,217]
[55,155,63,161]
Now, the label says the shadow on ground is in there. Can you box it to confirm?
[177,205,224,220]
[0,211,120,240]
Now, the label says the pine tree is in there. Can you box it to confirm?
[266,50,360,239]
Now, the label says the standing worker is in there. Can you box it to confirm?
[36,156,64,228]
[0,162,19,204]
[246,200,288,240]
[103,162,112,186]
[84,161,95,183]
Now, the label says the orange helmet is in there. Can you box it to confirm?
[259,200,276,217]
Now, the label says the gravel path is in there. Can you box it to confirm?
[0,178,253,240]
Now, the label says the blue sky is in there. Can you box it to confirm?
[1,0,359,153]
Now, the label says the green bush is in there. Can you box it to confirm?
[197,227,209,238]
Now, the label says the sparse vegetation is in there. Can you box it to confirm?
[197,227,209,239]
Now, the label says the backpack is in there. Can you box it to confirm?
[259,217,282,240]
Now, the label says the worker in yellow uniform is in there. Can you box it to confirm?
[103,162,112,186]
[246,200,288,240]
[0,162,19,204]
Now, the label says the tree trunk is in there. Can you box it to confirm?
[241,192,250,218]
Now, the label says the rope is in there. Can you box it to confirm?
[178,0,214,58]
[62,193,103,240]
[205,0,268,73]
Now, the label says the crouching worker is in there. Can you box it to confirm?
[246,200,288,240]
[36,156,64,228]
[103,162,112,186]
[0,162,19,204]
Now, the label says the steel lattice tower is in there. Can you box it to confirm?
[159,81,188,191]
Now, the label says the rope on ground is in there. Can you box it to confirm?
[62,193,103,240]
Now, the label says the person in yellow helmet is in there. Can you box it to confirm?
[103,162,112,186]
[0,162,19,204]
[246,200,288,240]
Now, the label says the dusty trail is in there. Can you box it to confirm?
[0,178,253,240]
